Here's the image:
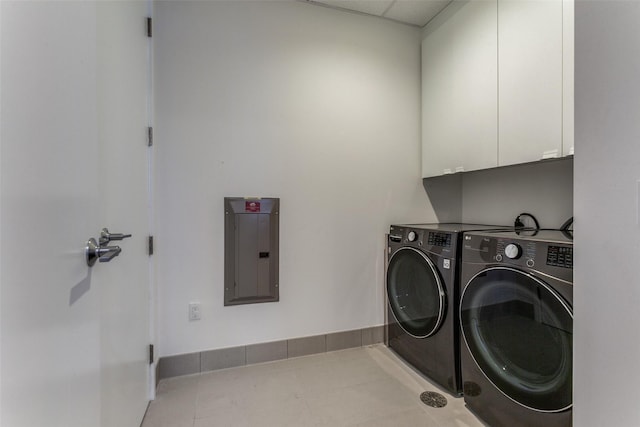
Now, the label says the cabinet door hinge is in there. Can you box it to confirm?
[148,235,154,256]
[149,344,154,364]
[148,126,153,147]
[147,17,152,38]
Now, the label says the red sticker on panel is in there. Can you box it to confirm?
[245,201,261,212]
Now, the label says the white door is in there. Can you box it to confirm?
[96,2,152,427]
[1,2,151,426]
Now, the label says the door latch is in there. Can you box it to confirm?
[85,238,121,267]
[99,228,132,246]
[85,228,132,267]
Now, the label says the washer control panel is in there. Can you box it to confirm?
[493,240,572,270]
[504,243,522,259]
[462,231,573,282]
[546,245,573,268]
[495,239,537,266]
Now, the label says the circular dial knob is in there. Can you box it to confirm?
[407,231,417,242]
[504,243,522,259]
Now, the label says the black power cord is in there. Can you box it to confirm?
[560,216,573,239]
[514,212,540,230]
[560,216,573,231]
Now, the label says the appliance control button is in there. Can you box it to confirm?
[504,243,522,259]
[526,259,535,267]
[495,254,503,262]
[407,231,417,242]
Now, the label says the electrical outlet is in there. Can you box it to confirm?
[637,180,640,226]
[189,302,201,321]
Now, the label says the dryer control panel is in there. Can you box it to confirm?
[389,226,456,257]
[427,232,452,247]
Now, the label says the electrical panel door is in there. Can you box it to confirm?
[224,197,279,306]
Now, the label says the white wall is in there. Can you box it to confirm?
[423,158,574,226]
[461,158,573,227]
[154,1,433,357]
[574,2,640,425]
[0,1,4,419]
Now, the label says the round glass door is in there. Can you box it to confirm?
[460,267,572,412]
[386,247,446,338]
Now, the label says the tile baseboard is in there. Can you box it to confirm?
[157,325,384,382]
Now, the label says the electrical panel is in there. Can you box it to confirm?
[224,197,279,306]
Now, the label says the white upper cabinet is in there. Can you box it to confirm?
[421,0,574,178]
[498,0,563,165]
[421,0,498,178]
[562,0,575,157]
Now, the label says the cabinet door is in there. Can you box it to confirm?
[563,0,574,157]
[422,0,498,178]
[498,0,563,166]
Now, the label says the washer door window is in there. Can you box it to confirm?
[460,267,572,412]
[386,247,446,338]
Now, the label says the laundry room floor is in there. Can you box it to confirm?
[141,344,486,427]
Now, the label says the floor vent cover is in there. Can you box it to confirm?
[463,381,481,397]
[420,391,447,408]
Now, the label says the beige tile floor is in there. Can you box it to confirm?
[142,344,486,427]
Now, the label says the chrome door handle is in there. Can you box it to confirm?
[85,238,122,267]
[99,228,132,246]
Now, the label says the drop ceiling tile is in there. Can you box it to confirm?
[384,0,452,27]
[315,0,394,17]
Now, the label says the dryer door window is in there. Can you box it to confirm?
[460,267,572,412]
[386,247,446,338]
